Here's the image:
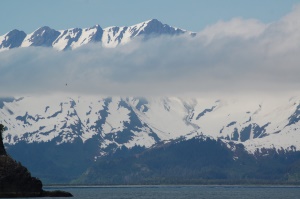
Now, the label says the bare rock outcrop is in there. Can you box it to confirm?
[0,124,72,197]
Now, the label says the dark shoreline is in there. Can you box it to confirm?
[0,190,73,198]
[44,183,300,188]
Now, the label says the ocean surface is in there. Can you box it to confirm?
[43,185,300,199]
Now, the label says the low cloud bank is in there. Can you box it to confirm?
[1,5,300,97]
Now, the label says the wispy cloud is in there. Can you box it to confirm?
[1,5,300,97]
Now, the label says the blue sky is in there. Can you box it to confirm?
[0,0,299,34]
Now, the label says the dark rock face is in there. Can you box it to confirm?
[0,124,72,198]
[0,125,6,156]
[0,30,26,49]
[29,26,61,47]
[89,25,103,42]
[0,156,43,197]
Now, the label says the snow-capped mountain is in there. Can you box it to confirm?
[1,19,300,184]
[0,19,188,51]
[1,96,299,155]
[1,19,299,155]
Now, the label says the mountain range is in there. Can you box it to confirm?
[1,95,300,183]
[0,19,300,184]
[1,96,300,154]
[0,19,191,51]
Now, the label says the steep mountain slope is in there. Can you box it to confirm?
[0,19,188,51]
[75,137,300,185]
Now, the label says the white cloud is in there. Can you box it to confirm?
[198,18,267,42]
[1,6,300,97]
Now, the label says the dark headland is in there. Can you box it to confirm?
[0,124,73,198]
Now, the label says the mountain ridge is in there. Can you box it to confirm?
[1,96,300,155]
[0,19,191,51]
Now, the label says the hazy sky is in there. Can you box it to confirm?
[0,0,299,34]
[1,1,300,97]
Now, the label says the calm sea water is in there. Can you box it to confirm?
[43,185,300,199]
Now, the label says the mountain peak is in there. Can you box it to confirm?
[24,26,60,47]
[0,29,26,49]
[93,24,102,28]
[135,19,185,36]
[37,26,52,31]
[145,18,162,24]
